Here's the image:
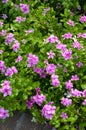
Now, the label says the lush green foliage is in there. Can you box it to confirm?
[0,0,86,129]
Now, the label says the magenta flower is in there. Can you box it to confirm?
[5,33,14,45]
[15,16,26,23]
[5,66,18,77]
[15,55,22,63]
[26,98,35,109]
[51,74,60,87]
[80,16,86,23]
[56,42,66,51]
[62,32,72,39]
[0,60,6,73]
[12,40,20,52]
[67,20,75,26]
[61,97,72,106]
[72,41,83,50]
[2,14,8,19]
[33,94,46,106]
[27,54,39,67]
[25,29,34,35]
[33,68,46,78]
[82,99,86,105]
[42,104,56,120]
[70,89,82,98]
[0,80,12,97]
[82,90,86,97]
[46,63,56,75]
[61,112,68,119]
[0,21,3,27]
[0,108,9,119]
[0,30,6,36]
[76,62,83,68]
[46,34,58,43]
[61,49,72,60]
[0,50,3,54]
[65,80,73,90]
[20,3,29,14]
[47,50,55,59]
[71,74,79,81]
[2,0,8,3]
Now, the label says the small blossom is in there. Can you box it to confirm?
[72,41,83,50]
[82,90,86,97]
[56,42,66,51]
[67,20,75,26]
[76,62,83,68]
[43,7,50,16]
[0,50,3,54]
[46,64,56,75]
[62,32,72,39]
[33,94,46,106]
[46,35,58,43]
[71,75,79,81]
[51,74,60,87]
[47,50,55,59]
[82,99,86,105]
[2,14,7,19]
[65,80,73,90]
[5,33,14,45]
[25,29,34,35]
[61,49,72,60]
[70,89,82,97]
[12,40,20,52]
[15,55,22,63]
[0,30,6,36]
[61,112,68,119]
[2,0,8,3]
[27,54,39,67]
[26,98,35,109]
[0,108,9,119]
[20,3,29,14]
[0,60,6,73]
[80,16,86,23]
[61,97,72,106]
[0,21,3,27]
[42,104,56,120]
[15,16,26,23]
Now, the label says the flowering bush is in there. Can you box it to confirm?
[0,0,86,130]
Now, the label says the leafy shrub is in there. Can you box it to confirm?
[0,0,86,130]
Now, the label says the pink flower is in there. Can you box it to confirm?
[0,50,3,54]
[71,75,79,81]
[25,29,34,35]
[46,64,56,75]
[46,35,58,43]
[72,41,83,50]
[15,55,22,63]
[51,74,60,87]
[27,54,39,67]
[70,89,82,97]
[65,80,73,90]
[2,0,8,3]
[47,50,55,59]
[0,21,3,27]
[0,80,12,97]
[5,33,14,45]
[26,98,35,109]
[61,97,72,106]
[33,94,46,106]
[62,32,72,39]
[67,20,75,26]
[0,30,6,36]
[76,62,83,68]
[42,104,56,119]
[0,60,6,73]
[15,16,26,23]
[2,14,7,19]
[82,99,86,105]
[61,112,68,119]
[61,49,72,60]
[0,108,9,119]
[12,40,20,52]
[56,42,66,51]
[80,16,86,23]
[20,3,29,14]
[82,90,86,97]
